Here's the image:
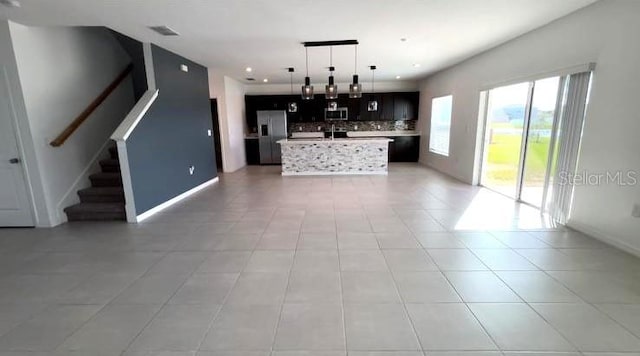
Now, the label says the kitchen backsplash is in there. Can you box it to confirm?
[289,120,417,133]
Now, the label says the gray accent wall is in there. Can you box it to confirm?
[127,45,217,215]
[110,30,148,101]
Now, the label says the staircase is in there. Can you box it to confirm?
[64,146,126,221]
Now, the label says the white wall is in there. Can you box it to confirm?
[418,0,640,253]
[209,71,247,172]
[245,80,418,95]
[9,24,136,226]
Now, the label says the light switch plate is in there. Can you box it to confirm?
[189,165,195,175]
[180,64,189,72]
[207,129,212,137]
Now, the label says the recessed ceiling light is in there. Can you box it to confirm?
[413,63,421,68]
[0,0,21,7]
[245,67,252,73]
[400,38,407,42]
[263,78,268,83]
[148,26,180,36]
[396,76,401,79]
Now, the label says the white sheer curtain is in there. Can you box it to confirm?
[548,71,592,224]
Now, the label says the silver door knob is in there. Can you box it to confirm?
[9,158,20,164]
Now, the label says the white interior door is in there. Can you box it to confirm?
[0,68,34,227]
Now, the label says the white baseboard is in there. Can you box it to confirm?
[282,171,388,176]
[567,220,640,258]
[55,139,113,225]
[135,177,219,223]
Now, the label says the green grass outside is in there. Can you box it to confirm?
[484,123,551,187]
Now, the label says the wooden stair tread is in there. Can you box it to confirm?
[64,202,125,214]
[78,186,124,196]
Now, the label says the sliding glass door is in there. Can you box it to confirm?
[481,82,530,199]
[480,76,562,208]
[520,77,561,207]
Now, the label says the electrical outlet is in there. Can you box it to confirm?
[632,204,640,218]
[207,129,212,137]
[188,165,195,175]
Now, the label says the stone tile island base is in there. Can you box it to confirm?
[277,138,393,175]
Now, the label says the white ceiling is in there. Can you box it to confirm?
[1,0,597,84]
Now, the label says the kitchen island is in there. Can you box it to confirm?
[277,138,392,175]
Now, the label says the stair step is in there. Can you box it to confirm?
[89,172,122,187]
[99,158,120,173]
[78,187,125,203]
[108,146,118,159]
[64,203,125,221]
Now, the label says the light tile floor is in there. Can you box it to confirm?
[1,163,640,356]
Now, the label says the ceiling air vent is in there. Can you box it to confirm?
[149,26,180,36]
[246,78,256,81]
[0,0,21,7]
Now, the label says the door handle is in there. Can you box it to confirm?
[9,158,20,164]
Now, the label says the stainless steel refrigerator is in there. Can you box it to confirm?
[257,110,287,164]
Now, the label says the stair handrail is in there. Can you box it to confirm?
[110,88,159,223]
[50,63,134,147]
[110,89,159,142]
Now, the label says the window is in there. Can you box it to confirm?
[429,95,453,156]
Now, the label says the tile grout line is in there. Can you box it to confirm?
[194,240,251,353]
[382,245,429,353]
[335,199,349,354]
[116,251,211,355]
[463,244,584,352]
[269,206,304,354]
[437,263,503,352]
[49,248,174,354]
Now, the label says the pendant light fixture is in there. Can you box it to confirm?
[301,47,314,100]
[287,68,297,113]
[367,65,378,112]
[325,46,338,99]
[349,44,362,98]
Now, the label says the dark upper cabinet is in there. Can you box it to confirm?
[393,91,420,120]
[298,98,313,122]
[381,93,395,120]
[283,95,300,123]
[245,91,419,125]
[245,95,258,131]
[347,97,361,120]
[336,94,349,109]
[360,93,382,121]
[314,97,327,122]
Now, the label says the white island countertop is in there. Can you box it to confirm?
[347,130,421,137]
[277,137,392,144]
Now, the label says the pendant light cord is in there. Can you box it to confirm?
[354,45,358,73]
[305,47,309,77]
[330,46,333,68]
[371,67,375,93]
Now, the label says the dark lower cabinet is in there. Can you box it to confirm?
[388,136,420,162]
[245,138,260,165]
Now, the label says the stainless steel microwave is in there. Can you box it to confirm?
[324,107,348,120]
